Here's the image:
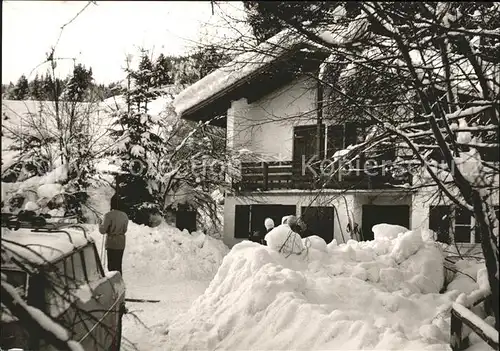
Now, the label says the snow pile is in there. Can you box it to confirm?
[165,227,481,350]
[264,224,304,254]
[88,221,229,282]
[446,260,491,308]
[372,223,408,241]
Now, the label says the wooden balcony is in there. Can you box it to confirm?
[233,159,411,192]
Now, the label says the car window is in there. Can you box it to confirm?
[48,252,86,292]
[73,251,87,284]
[82,244,103,282]
[45,260,70,318]
[3,270,28,299]
[64,255,76,287]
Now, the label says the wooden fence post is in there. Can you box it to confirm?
[263,162,268,190]
[450,309,463,351]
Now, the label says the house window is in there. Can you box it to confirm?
[234,204,296,239]
[326,122,359,157]
[292,122,363,166]
[293,124,325,163]
[429,205,451,244]
[300,206,335,243]
[455,206,473,243]
[429,205,483,244]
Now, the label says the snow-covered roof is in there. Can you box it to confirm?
[172,19,374,120]
[1,227,93,266]
[173,30,312,118]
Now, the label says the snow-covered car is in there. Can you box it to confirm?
[1,219,126,351]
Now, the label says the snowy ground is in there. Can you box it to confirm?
[85,221,228,350]
[163,224,496,351]
[121,280,210,350]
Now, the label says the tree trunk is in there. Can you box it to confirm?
[472,191,500,330]
[316,79,324,158]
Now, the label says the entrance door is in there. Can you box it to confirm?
[300,206,335,243]
[361,205,410,240]
[176,210,197,233]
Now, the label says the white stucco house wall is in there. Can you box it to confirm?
[173,31,499,250]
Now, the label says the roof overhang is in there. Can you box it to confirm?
[177,44,329,127]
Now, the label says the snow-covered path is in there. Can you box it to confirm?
[121,280,210,350]
[84,221,228,351]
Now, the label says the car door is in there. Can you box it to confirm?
[43,250,101,350]
[77,243,121,350]
[43,245,118,351]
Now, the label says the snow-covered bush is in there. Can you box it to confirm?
[1,65,105,220]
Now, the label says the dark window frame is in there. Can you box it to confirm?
[428,205,484,244]
[293,122,363,161]
[234,204,297,239]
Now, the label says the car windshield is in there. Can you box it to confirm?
[3,269,28,299]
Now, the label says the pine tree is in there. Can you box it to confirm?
[65,64,93,102]
[108,49,166,225]
[43,73,54,100]
[3,82,15,99]
[127,50,161,112]
[13,74,29,100]
[154,53,174,87]
[42,72,66,101]
[29,74,45,100]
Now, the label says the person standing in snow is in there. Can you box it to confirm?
[98,195,128,276]
[263,217,275,245]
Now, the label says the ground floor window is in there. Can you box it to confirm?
[234,204,296,239]
[300,206,335,243]
[361,205,410,241]
[429,205,499,244]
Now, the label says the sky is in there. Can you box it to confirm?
[2,1,249,85]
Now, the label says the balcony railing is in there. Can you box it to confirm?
[233,159,411,192]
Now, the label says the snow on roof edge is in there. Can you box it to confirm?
[172,24,354,118]
[173,29,307,117]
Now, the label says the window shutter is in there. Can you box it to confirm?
[234,205,251,239]
[429,206,451,244]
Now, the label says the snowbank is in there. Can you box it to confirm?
[87,221,229,282]
[165,228,488,350]
[264,224,304,254]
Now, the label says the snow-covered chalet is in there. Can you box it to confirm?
[173,31,499,249]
